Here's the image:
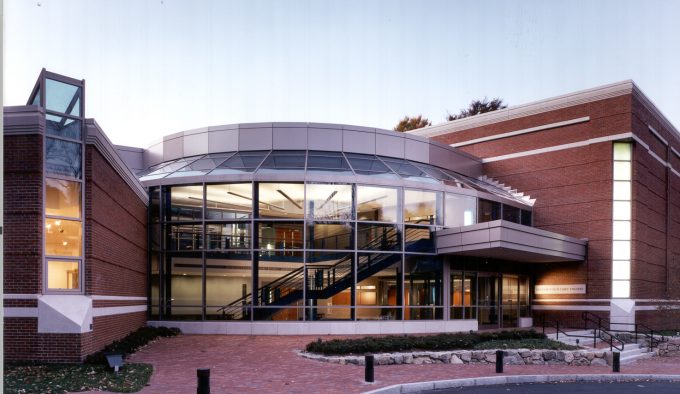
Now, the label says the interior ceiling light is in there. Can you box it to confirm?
[277,189,303,209]
[317,190,338,210]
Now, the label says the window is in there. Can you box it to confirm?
[46,178,81,218]
[444,193,476,227]
[47,260,80,290]
[356,185,399,222]
[612,142,632,298]
[403,189,441,225]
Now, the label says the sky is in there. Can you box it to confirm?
[4,0,680,148]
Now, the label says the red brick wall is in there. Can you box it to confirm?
[3,134,43,294]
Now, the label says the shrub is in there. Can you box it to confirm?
[473,338,578,350]
[85,326,181,365]
[305,330,547,355]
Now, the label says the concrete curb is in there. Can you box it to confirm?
[362,374,680,394]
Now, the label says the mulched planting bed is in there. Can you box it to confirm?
[4,362,153,394]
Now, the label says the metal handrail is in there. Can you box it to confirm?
[581,311,667,350]
[541,316,602,348]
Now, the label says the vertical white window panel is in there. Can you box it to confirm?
[612,220,631,241]
[613,181,631,200]
[613,143,632,161]
[612,280,631,298]
[612,261,631,280]
[611,142,632,299]
[612,241,631,260]
[613,161,632,181]
[612,201,631,220]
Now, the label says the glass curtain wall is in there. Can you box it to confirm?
[151,180,530,322]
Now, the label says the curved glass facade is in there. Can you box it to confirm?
[150,178,532,321]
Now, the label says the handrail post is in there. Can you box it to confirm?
[634,324,638,343]
[593,329,596,348]
[556,320,559,340]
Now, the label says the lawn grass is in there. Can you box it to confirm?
[305,329,567,355]
[4,362,153,394]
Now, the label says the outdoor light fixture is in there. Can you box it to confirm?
[105,353,124,373]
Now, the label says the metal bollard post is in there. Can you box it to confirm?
[495,350,504,373]
[365,355,375,383]
[612,352,620,373]
[197,368,210,394]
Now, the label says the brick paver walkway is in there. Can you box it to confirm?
[81,335,680,393]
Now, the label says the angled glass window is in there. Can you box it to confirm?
[166,153,233,178]
[45,78,81,116]
[306,151,353,175]
[140,157,203,181]
[46,137,82,179]
[210,151,269,175]
[411,162,456,184]
[30,87,41,106]
[46,178,81,219]
[205,183,252,219]
[257,150,306,174]
[356,185,399,222]
[382,158,437,184]
[258,182,304,219]
[46,114,81,140]
[306,183,353,221]
[345,153,398,178]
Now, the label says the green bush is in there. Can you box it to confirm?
[473,338,578,350]
[85,326,181,365]
[305,330,547,355]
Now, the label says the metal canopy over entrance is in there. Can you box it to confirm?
[436,220,587,263]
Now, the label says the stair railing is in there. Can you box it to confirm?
[581,311,667,351]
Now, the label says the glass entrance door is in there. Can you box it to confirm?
[477,274,499,328]
[502,275,519,328]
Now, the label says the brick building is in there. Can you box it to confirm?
[3,71,678,362]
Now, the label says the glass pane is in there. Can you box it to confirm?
[150,253,160,312]
[356,253,403,320]
[45,178,81,218]
[612,260,631,280]
[150,224,161,250]
[444,193,476,227]
[613,143,632,161]
[46,114,81,140]
[258,183,304,219]
[257,150,306,173]
[306,183,353,220]
[205,183,252,219]
[612,220,631,240]
[613,201,631,220]
[404,189,440,225]
[150,187,160,223]
[521,210,532,226]
[404,226,435,253]
[307,151,353,175]
[258,222,304,252]
[307,222,353,250]
[206,223,251,249]
[165,256,203,319]
[405,257,443,320]
[478,199,501,222]
[612,280,630,298]
[356,185,399,222]
[31,87,41,106]
[357,223,401,251]
[345,153,399,178]
[613,181,631,200]
[613,161,631,181]
[45,218,81,257]
[612,241,631,260]
[47,260,79,290]
[45,78,81,116]
[205,251,252,320]
[46,137,82,178]
[306,252,353,321]
[451,272,463,307]
[382,158,437,183]
[168,185,203,221]
[502,204,521,223]
[168,224,203,251]
[210,151,269,175]
[254,255,304,321]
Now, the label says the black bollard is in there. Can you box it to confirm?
[197,368,210,394]
[612,352,620,373]
[495,350,504,373]
[365,355,375,383]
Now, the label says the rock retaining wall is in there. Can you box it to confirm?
[301,349,610,366]
[657,338,680,357]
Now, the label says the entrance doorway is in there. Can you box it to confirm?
[477,274,499,328]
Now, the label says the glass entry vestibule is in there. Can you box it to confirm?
[451,271,530,329]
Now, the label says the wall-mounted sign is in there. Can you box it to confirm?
[535,284,586,295]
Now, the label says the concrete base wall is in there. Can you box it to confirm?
[148,320,478,335]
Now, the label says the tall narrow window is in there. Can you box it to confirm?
[612,142,632,298]
[39,72,85,292]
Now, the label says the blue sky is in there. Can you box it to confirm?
[5,0,680,147]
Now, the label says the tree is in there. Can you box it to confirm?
[446,97,507,121]
[393,115,431,132]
